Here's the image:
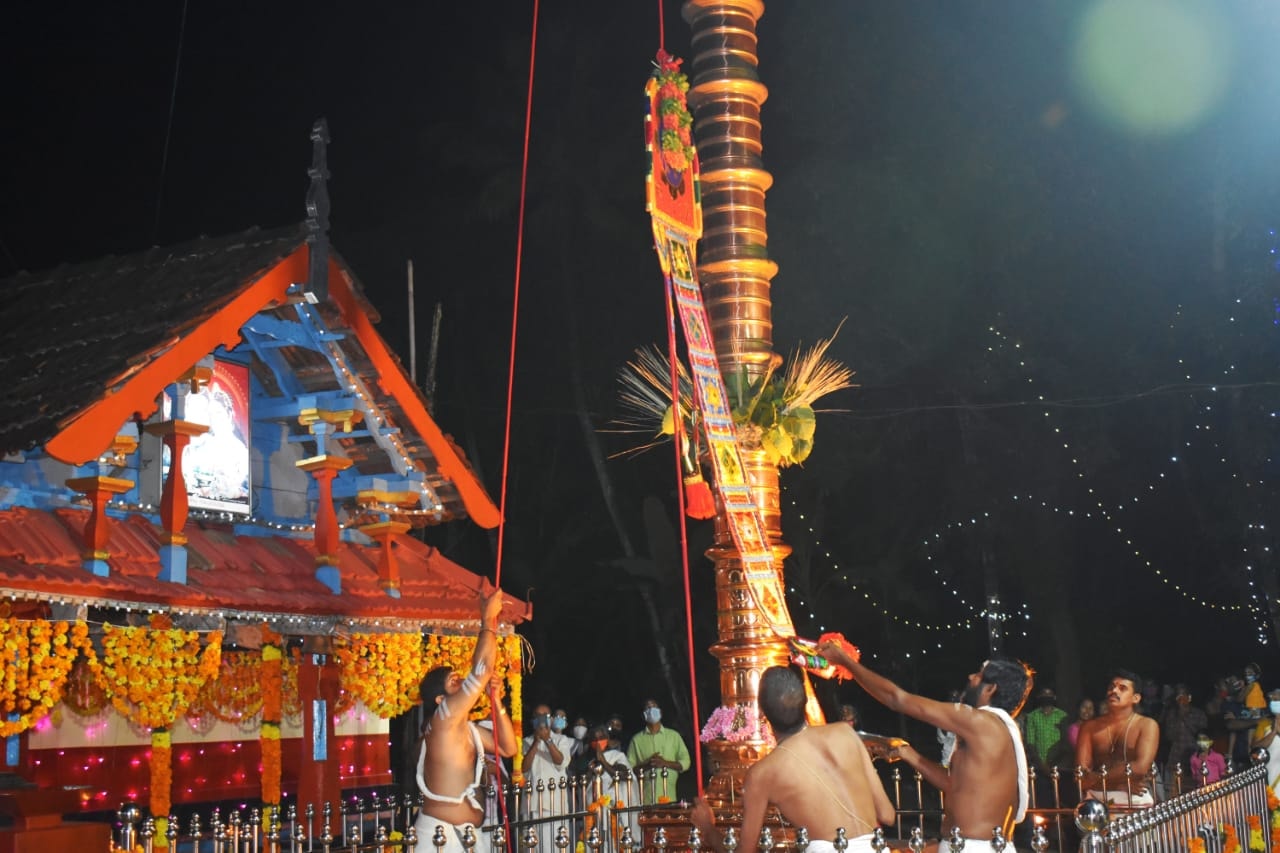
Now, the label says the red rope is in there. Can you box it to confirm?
[487,0,539,836]
[665,277,704,795]
[494,0,540,590]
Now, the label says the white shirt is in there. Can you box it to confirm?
[522,731,574,815]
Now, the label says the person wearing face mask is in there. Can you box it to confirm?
[1158,684,1206,795]
[520,701,575,848]
[1249,688,1280,792]
[625,699,691,803]
[569,716,589,757]
[550,708,570,744]
[1190,732,1227,787]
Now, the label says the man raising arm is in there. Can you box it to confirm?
[817,640,1033,853]
[414,589,517,853]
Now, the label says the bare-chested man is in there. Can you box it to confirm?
[1075,669,1159,808]
[690,666,895,853]
[414,590,518,852]
[818,642,1033,853]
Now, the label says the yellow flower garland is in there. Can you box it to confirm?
[335,633,431,719]
[90,621,222,729]
[89,618,221,850]
[0,619,87,737]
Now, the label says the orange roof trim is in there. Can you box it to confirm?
[45,248,309,465]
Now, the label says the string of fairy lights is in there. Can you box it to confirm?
[984,324,1260,617]
[784,262,1280,657]
[783,491,1032,663]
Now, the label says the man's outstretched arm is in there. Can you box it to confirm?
[893,743,952,795]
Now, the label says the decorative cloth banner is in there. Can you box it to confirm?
[645,51,794,638]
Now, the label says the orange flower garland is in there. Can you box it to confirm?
[90,618,222,729]
[150,729,172,843]
[260,625,283,807]
[1248,814,1265,853]
[1222,823,1242,853]
[90,616,221,849]
[0,619,88,736]
[335,632,431,719]
[1188,839,1206,853]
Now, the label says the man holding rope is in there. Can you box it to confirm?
[414,589,518,853]
[816,640,1033,852]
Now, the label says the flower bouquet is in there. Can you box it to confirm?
[701,704,775,747]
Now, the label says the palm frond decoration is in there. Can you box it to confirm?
[613,345,695,437]
[611,322,855,468]
[778,318,857,411]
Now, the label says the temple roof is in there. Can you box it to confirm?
[0,225,306,458]
[0,224,499,528]
[0,506,529,630]
[0,224,523,629]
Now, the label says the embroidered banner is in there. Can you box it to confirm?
[645,52,795,638]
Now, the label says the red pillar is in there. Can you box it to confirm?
[64,475,134,576]
[358,520,411,596]
[297,455,354,592]
[296,651,342,818]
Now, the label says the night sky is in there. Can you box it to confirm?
[7,1,1280,747]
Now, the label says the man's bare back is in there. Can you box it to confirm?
[745,724,893,841]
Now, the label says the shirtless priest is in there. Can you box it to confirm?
[1075,670,1159,808]
[414,589,519,852]
[690,666,895,853]
[817,641,1033,853]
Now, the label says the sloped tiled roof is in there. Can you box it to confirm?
[0,224,499,527]
[0,225,309,457]
[0,507,530,628]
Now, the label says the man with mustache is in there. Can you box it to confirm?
[817,642,1033,852]
[1075,669,1160,808]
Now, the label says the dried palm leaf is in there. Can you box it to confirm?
[779,318,857,410]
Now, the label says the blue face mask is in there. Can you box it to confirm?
[1247,674,1258,684]
[552,715,567,732]
[1269,701,1280,715]
[643,707,662,724]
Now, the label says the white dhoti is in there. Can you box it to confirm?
[1087,789,1155,808]
[939,840,1018,853]
[804,834,877,853]
[412,813,490,853]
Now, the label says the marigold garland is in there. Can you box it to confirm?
[260,625,283,806]
[1222,823,1242,853]
[150,729,172,845]
[335,632,431,719]
[0,619,88,737]
[90,617,220,850]
[1248,813,1265,853]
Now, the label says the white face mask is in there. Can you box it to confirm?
[572,725,588,740]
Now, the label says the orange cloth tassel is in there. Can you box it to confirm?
[683,473,716,519]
